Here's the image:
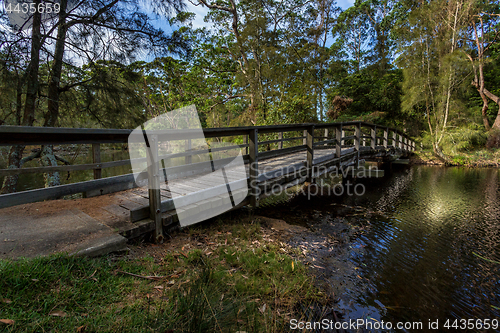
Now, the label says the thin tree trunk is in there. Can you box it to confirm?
[0,2,42,194]
[468,21,491,130]
[40,0,69,187]
[482,88,500,130]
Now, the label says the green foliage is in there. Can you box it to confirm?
[0,217,323,333]
[260,95,317,125]
[327,65,408,127]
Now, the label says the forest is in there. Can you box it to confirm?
[1,0,500,193]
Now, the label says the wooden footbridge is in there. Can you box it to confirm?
[0,121,414,250]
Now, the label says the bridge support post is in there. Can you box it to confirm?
[371,125,376,150]
[392,132,397,147]
[278,131,283,149]
[249,128,259,207]
[324,129,329,146]
[306,125,314,182]
[336,125,342,158]
[92,143,102,180]
[384,128,388,149]
[147,134,163,244]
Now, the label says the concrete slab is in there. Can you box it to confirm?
[0,208,121,259]
[71,234,128,258]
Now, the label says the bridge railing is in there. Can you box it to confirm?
[0,121,414,241]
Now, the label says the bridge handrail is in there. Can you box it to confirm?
[0,121,411,145]
[0,121,415,234]
[0,121,414,179]
[0,122,414,178]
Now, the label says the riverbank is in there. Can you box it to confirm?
[1,205,365,333]
[410,149,500,167]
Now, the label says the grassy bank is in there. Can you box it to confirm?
[0,216,325,333]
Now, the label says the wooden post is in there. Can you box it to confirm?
[147,135,163,243]
[278,131,283,149]
[392,132,397,147]
[303,129,307,145]
[185,138,192,165]
[306,125,314,182]
[249,129,259,207]
[324,128,329,146]
[244,135,249,155]
[371,125,376,149]
[399,134,403,149]
[336,125,341,158]
[383,128,388,149]
[92,143,101,179]
[355,123,361,163]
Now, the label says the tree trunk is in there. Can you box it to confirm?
[0,146,25,194]
[482,88,500,130]
[0,3,42,194]
[433,142,450,164]
[40,0,68,188]
[40,145,61,188]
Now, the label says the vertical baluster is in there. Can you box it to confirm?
[384,128,388,149]
[371,125,376,149]
[92,143,101,179]
[336,125,342,158]
[185,138,192,165]
[249,129,259,207]
[306,125,314,182]
[147,135,163,243]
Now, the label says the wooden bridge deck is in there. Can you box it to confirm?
[0,122,414,257]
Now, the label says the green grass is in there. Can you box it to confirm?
[0,219,323,332]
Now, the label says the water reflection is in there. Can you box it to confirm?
[340,166,500,329]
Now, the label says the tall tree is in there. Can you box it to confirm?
[397,0,474,161]
[0,0,188,193]
[464,8,500,130]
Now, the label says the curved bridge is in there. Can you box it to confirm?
[0,122,414,256]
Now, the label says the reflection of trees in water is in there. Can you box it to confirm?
[354,166,500,323]
[474,168,500,316]
[372,167,414,213]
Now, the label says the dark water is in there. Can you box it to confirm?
[336,166,500,331]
